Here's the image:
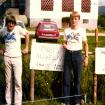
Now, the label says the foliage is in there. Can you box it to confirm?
[62,17,70,28]
[98,15,105,28]
[62,17,70,23]
[22,100,59,105]
[87,36,105,52]
[22,54,31,100]
[0,55,5,104]
[35,70,54,98]
[97,75,105,104]
[81,55,95,103]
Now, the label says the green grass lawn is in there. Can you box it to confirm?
[87,36,105,52]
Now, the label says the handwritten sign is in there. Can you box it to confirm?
[30,39,64,71]
[95,47,105,74]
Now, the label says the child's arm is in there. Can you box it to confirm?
[0,29,4,55]
[22,32,29,54]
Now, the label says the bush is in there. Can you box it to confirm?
[81,55,95,103]
[62,17,70,28]
[0,55,5,104]
[98,15,105,28]
[62,17,70,23]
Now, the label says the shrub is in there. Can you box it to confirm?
[0,55,5,103]
[98,15,105,28]
[62,17,70,28]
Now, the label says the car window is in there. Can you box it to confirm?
[41,24,57,31]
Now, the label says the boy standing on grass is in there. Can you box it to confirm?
[62,11,88,105]
[0,15,29,105]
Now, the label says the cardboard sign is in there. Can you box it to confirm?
[95,47,105,74]
[30,39,64,71]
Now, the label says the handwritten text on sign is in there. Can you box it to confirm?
[95,47,105,74]
[30,39,64,71]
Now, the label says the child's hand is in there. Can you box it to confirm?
[22,48,29,54]
[0,49,4,55]
[62,43,67,49]
[83,56,88,67]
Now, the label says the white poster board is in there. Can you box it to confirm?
[30,39,64,71]
[95,47,105,74]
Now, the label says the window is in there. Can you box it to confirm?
[83,19,89,24]
[41,0,53,11]
[62,0,74,12]
[81,0,91,12]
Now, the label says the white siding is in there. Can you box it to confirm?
[25,0,98,29]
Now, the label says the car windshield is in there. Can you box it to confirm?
[41,24,57,31]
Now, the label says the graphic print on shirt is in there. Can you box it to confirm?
[3,32,16,43]
[67,32,80,43]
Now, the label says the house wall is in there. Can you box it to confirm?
[25,0,30,17]
[25,0,98,30]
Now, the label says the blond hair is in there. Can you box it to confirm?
[70,11,80,20]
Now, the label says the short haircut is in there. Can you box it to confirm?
[70,11,80,20]
[5,15,16,26]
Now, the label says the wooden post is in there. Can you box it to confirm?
[30,39,36,101]
[93,28,98,105]
[93,73,97,105]
[30,69,35,101]
[95,28,98,47]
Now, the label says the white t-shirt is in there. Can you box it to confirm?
[0,26,27,57]
[64,27,87,51]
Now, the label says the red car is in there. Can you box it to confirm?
[35,21,60,42]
